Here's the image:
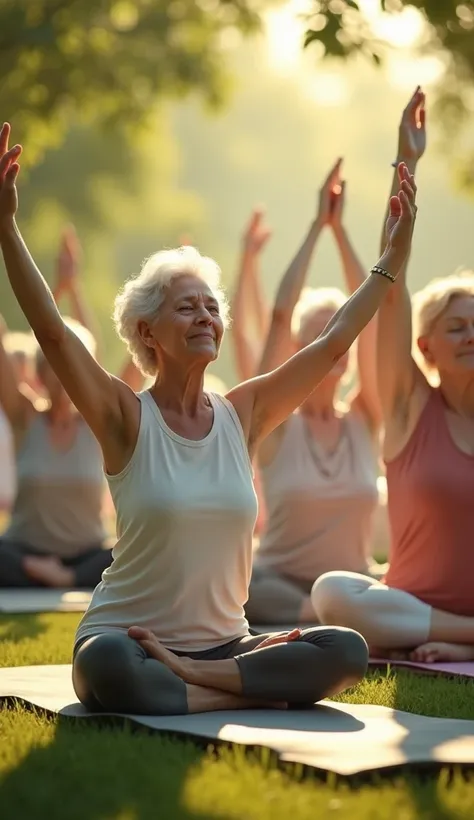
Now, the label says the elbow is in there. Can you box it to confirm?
[324,327,350,364]
[34,322,67,350]
[271,304,292,327]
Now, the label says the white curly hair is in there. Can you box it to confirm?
[113,246,230,376]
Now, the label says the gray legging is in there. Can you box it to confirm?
[0,538,113,588]
[72,626,368,715]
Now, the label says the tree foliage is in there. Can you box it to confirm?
[304,1,474,187]
[0,0,266,163]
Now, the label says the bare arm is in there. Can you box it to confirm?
[257,217,324,375]
[229,168,418,450]
[0,220,129,441]
[52,226,103,352]
[257,162,342,376]
[332,213,382,429]
[0,316,32,427]
[377,88,428,422]
[232,210,271,381]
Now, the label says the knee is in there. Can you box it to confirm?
[73,632,140,711]
[311,572,358,627]
[329,627,369,688]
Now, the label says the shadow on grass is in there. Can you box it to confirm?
[391,669,474,820]
[0,613,46,644]
[0,706,229,820]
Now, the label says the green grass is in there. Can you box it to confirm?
[1,614,474,820]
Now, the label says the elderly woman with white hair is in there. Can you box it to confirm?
[0,124,416,716]
[313,87,474,664]
[245,160,386,627]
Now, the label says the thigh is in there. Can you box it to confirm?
[73,631,188,715]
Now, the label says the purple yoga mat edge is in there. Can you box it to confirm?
[369,658,474,678]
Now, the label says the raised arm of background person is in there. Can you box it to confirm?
[376,88,429,439]
[228,165,418,452]
[257,160,342,377]
[231,208,272,382]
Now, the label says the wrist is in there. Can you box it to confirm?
[0,217,17,243]
[392,155,418,173]
[375,249,404,280]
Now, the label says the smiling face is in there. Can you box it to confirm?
[418,294,474,377]
[140,274,225,369]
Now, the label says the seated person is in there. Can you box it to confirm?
[246,161,384,626]
[312,88,474,664]
[0,123,415,714]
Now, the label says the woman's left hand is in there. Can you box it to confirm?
[382,163,417,274]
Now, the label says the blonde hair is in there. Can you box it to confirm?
[113,246,230,376]
[3,331,37,360]
[412,269,474,378]
[291,287,346,339]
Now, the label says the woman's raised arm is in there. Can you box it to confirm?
[0,125,135,458]
[376,88,428,427]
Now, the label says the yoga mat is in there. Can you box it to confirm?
[2,665,474,776]
[370,657,474,679]
[250,630,474,680]
[0,589,92,614]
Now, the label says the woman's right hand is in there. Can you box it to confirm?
[0,124,22,231]
[397,87,426,164]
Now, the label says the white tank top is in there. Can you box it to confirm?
[256,410,378,581]
[0,406,15,509]
[75,391,258,653]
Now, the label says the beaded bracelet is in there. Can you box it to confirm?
[371,265,396,283]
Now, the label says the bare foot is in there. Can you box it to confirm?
[410,642,474,664]
[23,555,74,588]
[369,646,411,661]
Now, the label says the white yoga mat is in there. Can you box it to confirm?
[1,664,474,776]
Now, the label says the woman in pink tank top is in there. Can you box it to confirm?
[245,160,387,627]
[312,87,474,664]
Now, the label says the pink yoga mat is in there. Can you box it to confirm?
[370,658,474,678]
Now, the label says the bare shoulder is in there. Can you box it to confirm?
[382,373,431,461]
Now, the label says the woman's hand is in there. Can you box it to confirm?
[329,178,345,230]
[316,158,343,227]
[242,208,272,256]
[381,163,417,276]
[397,87,426,165]
[0,124,22,232]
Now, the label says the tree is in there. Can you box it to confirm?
[304,1,474,187]
[0,0,266,163]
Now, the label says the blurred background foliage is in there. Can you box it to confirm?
[1,0,473,382]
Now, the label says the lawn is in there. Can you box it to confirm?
[1,613,474,819]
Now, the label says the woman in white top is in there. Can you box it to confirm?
[0,123,416,716]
